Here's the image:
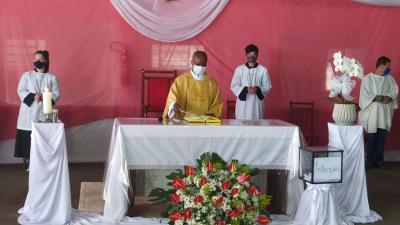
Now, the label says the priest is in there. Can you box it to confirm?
[162,50,223,119]
[359,56,398,169]
[230,44,272,119]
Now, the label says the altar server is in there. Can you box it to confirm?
[163,50,223,119]
[231,44,272,119]
[359,56,398,169]
[14,50,61,165]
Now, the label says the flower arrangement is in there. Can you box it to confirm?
[149,152,272,225]
[327,51,364,104]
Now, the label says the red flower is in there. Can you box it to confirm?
[228,160,238,172]
[227,210,239,218]
[215,220,226,225]
[247,185,257,195]
[194,195,204,204]
[170,193,180,204]
[183,208,191,220]
[246,205,254,211]
[172,177,186,190]
[214,196,224,207]
[169,211,181,221]
[237,206,244,213]
[185,166,196,177]
[198,176,208,187]
[205,161,214,171]
[220,180,231,191]
[230,187,239,197]
[257,215,270,225]
[237,174,250,183]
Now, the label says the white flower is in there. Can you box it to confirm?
[221,201,231,211]
[333,51,342,60]
[241,191,249,199]
[342,57,351,69]
[333,57,343,67]
[175,220,184,225]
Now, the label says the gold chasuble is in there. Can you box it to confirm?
[163,71,223,119]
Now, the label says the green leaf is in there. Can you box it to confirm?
[249,168,260,176]
[148,188,168,197]
[214,162,225,170]
[148,188,174,205]
[200,152,212,162]
[196,159,203,169]
[161,210,169,218]
[211,152,227,166]
[239,164,251,174]
[165,169,184,180]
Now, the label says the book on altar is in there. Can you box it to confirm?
[183,115,221,124]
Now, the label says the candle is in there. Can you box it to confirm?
[42,87,52,114]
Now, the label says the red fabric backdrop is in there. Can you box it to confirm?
[1,0,399,149]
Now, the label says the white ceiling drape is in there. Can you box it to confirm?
[110,0,230,42]
[352,0,400,6]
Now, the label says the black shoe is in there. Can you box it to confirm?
[365,161,374,170]
[375,161,385,169]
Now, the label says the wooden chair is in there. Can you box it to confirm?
[226,100,236,119]
[289,101,320,146]
[141,70,177,118]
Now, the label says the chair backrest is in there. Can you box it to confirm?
[226,100,236,119]
[141,70,177,118]
[289,101,314,134]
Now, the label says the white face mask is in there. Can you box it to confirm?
[192,65,206,77]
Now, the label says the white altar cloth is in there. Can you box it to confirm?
[270,123,382,225]
[293,184,352,225]
[18,122,71,225]
[103,118,304,223]
[328,123,382,223]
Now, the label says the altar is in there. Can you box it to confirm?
[103,118,304,223]
[18,118,381,225]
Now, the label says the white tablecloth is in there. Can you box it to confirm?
[293,184,352,225]
[18,122,71,225]
[328,123,382,223]
[103,118,304,223]
[270,123,382,225]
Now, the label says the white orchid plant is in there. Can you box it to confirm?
[327,51,364,104]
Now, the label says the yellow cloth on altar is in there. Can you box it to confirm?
[163,71,223,119]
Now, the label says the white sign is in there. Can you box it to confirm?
[313,157,341,183]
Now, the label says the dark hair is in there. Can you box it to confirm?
[193,50,208,62]
[34,50,50,73]
[245,44,258,55]
[376,56,391,68]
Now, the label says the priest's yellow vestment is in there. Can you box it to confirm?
[163,71,223,118]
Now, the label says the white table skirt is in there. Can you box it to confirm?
[328,123,382,223]
[102,118,304,223]
[293,184,352,225]
[270,123,382,225]
[18,122,71,225]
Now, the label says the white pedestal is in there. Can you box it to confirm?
[293,183,352,225]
